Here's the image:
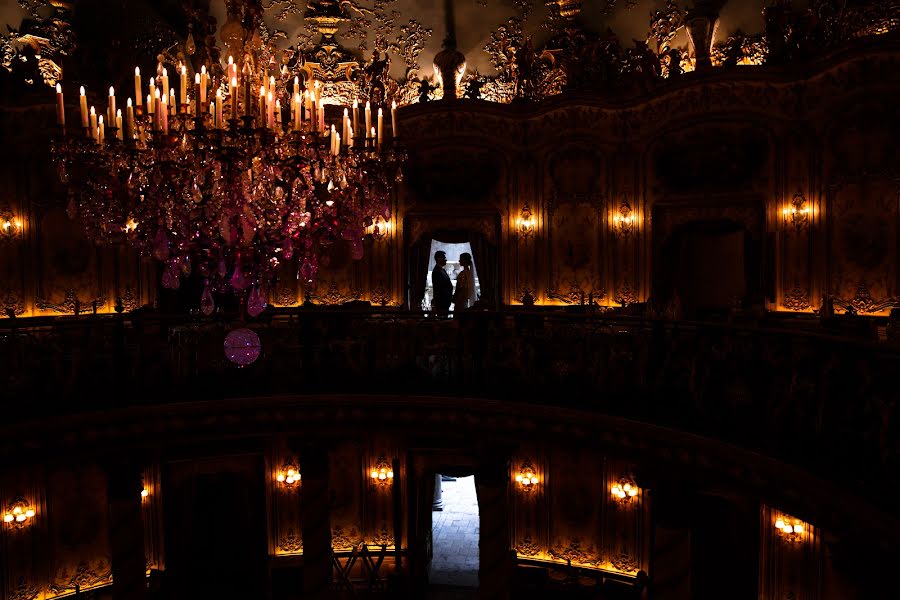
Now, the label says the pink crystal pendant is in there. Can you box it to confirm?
[247,286,267,317]
[200,284,215,316]
[230,263,248,290]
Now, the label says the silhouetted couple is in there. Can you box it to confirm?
[432,250,475,316]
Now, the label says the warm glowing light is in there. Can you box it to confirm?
[370,457,394,487]
[515,462,539,492]
[141,489,149,498]
[276,462,301,486]
[3,498,35,527]
[774,513,807,543]
[611,478,640,505]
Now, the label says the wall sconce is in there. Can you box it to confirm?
[610,479,639,505]
[370,215,391,241]
[0,205,24,242]
[276,462,301,486]
[517,202,535,240]
[774,514,805,543]
[370,457,394,487]
[611,201,636,238]
[514,462,539,492]
[3,497,35,527]
[782,192,810,232]
[141,488,149,500]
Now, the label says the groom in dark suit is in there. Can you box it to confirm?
[431,251,453,316]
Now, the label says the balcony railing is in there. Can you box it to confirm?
[1,308,898,513]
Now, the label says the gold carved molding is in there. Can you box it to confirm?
[782,279,811,311]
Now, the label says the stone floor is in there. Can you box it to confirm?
[429,475,479,589]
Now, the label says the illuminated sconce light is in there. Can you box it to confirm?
[611,201,636,238]
[369,215,391,241]
[514,462,539,492]
[3,497,35,527]
[0,205,24,242]
[782,192,810,232]
[774,514,805,543]
[370,456,394,488]
[610,479,639,505]
[124,217,139,234]
[517,202,535,240]
[276,462,302,486]
[141,488,149,499]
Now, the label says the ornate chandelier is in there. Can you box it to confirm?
[52,0,403,306]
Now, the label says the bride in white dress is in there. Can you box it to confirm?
[453,252,477,310]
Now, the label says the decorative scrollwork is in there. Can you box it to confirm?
[516,536,541,557]
[782,280,811,312]
[36,290,105,315]
[615,284,636,307]
[309,280,361,306]
[369,283,390,306]
[9,578,39,600]
[332,524,362,551]
[549,538,598,566]
[1,288,26,316]
[609,552,640,574]
[50,561,112,596]
[547,280,586,305]
[370,523,394,547]
[279,528,304,554]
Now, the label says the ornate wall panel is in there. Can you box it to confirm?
[329,441,364,551]
[268,440,303,556]
[759,505,822,600]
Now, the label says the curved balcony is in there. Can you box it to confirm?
[1,308,897,518]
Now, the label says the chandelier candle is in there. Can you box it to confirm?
[79,87,89,130]
[391,101,398,138]
[89,106,97,141]
[343,108,350,145]
[126,98,134,139]
[134,67,142,108]
[293,93,301,131]
[161,93,168,134]
[352,100,359,139]
[116,109,123,141]
[200,66,207,107]
[108,87,116,128]
[377,107,383,150]
[215,89,223,129]
[231,78,238,120]
[55,83,64,126]
[180,65,188,110]
[97,115,104,145]
[148,78,155,112]
[161,69,169,102]
[243,61,252,118]
[318,98,325,133]
[365,101,372,138]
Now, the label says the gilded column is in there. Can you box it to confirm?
[300,446,332,599]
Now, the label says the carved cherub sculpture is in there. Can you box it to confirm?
[417,78,435,103]
[464,74,486,100]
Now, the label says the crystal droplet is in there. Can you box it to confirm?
[153,229,170,261]
[247,286,267,317]
[395,167,404,183]
[185,31,196,56]
[231,264,248,290]
[161,266,180,290]
[200,284,215,315]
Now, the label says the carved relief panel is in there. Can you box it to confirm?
[544,148,607,304]
[329,441,364,551]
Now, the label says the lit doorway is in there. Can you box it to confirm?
[430,475,479,589]
[423,240,480,311]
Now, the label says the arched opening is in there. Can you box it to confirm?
[430,473,480,589]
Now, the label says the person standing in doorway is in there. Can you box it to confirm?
[454,252,477,310]
[431,250,453,316]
